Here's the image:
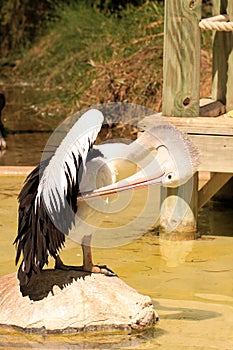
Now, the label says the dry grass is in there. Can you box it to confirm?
[200,49,212,98]
[75,45,164,113]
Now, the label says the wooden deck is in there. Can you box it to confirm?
[148,0,233,234]
[139,113,233,173]
[139,113,233,211]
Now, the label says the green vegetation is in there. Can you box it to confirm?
[0,0,60,57]
[0,1,164,119]
[0,0,212,123]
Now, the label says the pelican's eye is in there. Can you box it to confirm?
[165,172,174,182]
[163,172,180,188]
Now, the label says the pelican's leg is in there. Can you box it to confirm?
[82,234,117,276]
[54,255,74,270]
[54,235,116,276]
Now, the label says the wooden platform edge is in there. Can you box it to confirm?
[0,166,34,176]
[139,113,233,136]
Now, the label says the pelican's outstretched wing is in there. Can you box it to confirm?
[14,109,104,285]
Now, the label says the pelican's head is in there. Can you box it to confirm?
[79,123,199,200]
[125,123,199,188]
[150,124,199,188]
[156,145,192,188]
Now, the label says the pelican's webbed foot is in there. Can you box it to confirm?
[54,256,117,277]
[91,264,117,277]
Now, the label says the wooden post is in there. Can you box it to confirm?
[161,1,200,237]
[162,0,202,117]
[212,0,233,111]
[160,173,199,240]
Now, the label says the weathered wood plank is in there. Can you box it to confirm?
[190,134,233,172]
[212,0,233,111]
[198,172,232,208]
[162,0,202,117]
[139,114,233,136]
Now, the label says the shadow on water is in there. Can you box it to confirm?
[153,300,221,322]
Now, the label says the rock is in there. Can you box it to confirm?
[0,270,158,334]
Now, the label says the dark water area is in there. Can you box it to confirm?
[0,132,51,165]
[0,83,66,165]
[198,204,233,237]
[0,83,65,132]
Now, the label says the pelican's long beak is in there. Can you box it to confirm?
[78,157,165,201]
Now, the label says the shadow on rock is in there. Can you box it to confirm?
[20,269,91,301]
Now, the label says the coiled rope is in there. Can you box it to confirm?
[199,14,233,31]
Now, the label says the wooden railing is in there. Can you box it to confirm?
[162,0,233,117]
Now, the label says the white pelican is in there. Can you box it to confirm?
[14,109,198,286]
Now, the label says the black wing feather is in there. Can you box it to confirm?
[15,156,83,286]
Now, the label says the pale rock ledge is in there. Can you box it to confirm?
[0,270,158,334]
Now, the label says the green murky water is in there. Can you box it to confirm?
[0,176,232,349]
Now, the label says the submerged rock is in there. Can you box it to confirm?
[0,271,158,334]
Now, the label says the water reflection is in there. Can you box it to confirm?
[159,238,194,268]
[0,326,161,349]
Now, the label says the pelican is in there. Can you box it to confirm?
[0,92,6,150]
[14,109,198,286]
